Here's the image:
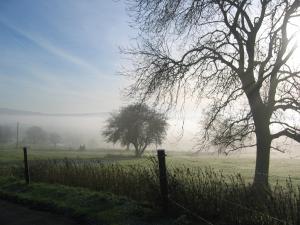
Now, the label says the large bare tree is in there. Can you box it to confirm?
[124,0,300,187]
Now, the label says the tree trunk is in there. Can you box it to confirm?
[135,149,142,157]
[140,144,147,156]
[133,144,142,157]
[245,85,271,188]
[253,131,271,188]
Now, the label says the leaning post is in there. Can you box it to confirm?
[157,149,168,213]
[23,147,30,185]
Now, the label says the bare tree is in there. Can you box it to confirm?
[124,0,300,187]
[102,104,168,157]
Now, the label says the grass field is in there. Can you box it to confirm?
[1,147,300,224]
[0,147,300,185]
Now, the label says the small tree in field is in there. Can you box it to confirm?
[124,0,300,187]
[102,104,168,157]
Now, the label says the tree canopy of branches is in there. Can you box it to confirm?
[102,104,168,157]
[125,0,300,187]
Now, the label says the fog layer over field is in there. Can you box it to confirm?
[0,109,199,151]
[1,108,300,157]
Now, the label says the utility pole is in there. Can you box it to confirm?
[16,122,19,149]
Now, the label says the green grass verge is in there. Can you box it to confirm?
[0,176,169,225]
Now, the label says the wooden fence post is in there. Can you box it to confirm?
[157,149,168,213]
[23,147,30,184]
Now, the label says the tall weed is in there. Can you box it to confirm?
[6,158,300,225]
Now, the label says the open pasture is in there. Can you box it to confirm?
[0,147,299,185]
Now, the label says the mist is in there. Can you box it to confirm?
[1,108,299,158]
[0,108,201,151]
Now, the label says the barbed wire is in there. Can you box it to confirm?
[168,198,215,225]
[220,198,288,224]
[169,162,300,181]
[169,196,289,225]
[256,172,300,181]
[0,147,21,150]
[0,148,296,225]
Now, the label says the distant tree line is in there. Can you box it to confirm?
[0,124,62,147]
[23,126,62,147]
[0,125,13,144]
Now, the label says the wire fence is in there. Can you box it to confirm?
[256,172,300,182]
[0,148,299,224]
[163,157,299,225]
[168,195,290,225]
[220,198,288,225]
[169,197,215,225]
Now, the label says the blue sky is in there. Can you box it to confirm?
[0,0,133,113]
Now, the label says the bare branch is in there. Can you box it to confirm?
[125,0,300,158]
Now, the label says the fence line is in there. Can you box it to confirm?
[220,198,288,224]
[168,194,288,225]
[169,164,300,182]
[168,198,215,225]
[160,150,294,225]
[169,179,293,223]
[0,147,21,150]
[256,172,300,181]
[0,148,297,225]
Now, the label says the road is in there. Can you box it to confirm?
[0,199,80,225]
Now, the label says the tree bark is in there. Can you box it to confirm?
[135,149,142,157]
[132,142,148,157]
[245,85,271,188]
[133,143,140,157]
[253,129,271,188]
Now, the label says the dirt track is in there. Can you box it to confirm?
[0,199,80,225]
